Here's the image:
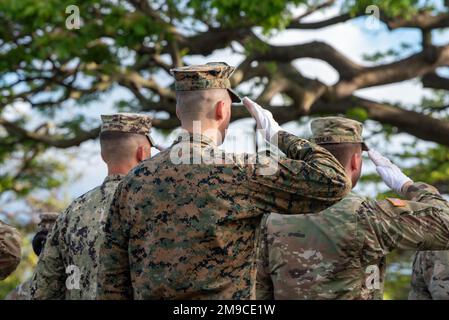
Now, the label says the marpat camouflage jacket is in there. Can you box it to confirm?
[97,131,350,300]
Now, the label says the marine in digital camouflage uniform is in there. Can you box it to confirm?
[409,251,449,300]
[0,219,21,280]
[97,63,351,300]
[5,212,58,300]
[30,113,154,300]
[256,117,449,300]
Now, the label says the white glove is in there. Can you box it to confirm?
[242,97,283,142]
[368,150,413,194]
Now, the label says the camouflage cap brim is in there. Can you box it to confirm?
[362,142,369,152]
[228,88,241,103]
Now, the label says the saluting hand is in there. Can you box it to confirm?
[242,97,283,142]
[368,149,413,194]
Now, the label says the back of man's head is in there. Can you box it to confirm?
[100,131,151,169]
[320,143,360,168]
[176,89,232,144]
[311,117,367,188]
[176,89,231,121]
[320,143,362,188]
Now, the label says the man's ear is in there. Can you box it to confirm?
[351,152,362,171]
[215,100,225,120]
[350,153,359,171]
[136,146,145,162]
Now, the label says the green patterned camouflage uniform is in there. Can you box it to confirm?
[257,184,449,300]
[97,65,350,299]
[30,113,153,300]
[97,64,350,300]
[0,220,21,280]
[256,117,449,300]
[30,175,124,299]
[409,251,449,300]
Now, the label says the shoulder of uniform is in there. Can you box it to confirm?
[75,186,101,202]
[65,184,104,211]
[334,192,366,210]
[369,196,437,216]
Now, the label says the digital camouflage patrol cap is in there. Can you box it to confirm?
[310,116,369,151]
[101,113,155,146]
[170,62,241,103]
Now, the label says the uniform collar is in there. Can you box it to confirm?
[103,174,125,184]
[172,133,217,147]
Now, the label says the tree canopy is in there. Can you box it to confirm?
[0,0,448,197]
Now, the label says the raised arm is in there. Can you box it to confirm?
[361,151,449,260]
[243,97,350,214]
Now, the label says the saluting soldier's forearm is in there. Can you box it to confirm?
[403,182,449,210]
[277,131,351,199]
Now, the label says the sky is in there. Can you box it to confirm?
[2,3,449,215]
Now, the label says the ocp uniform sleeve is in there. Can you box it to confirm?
[247,131,351,215]
[409,252,432,300]
[30,213,66,299]
[0,221,21,280]
[97,181,133,300]
[404,182,449,210]
[359,184,449,263]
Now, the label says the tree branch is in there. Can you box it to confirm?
[0,118,101,148]
[287,12,355,29]
[422,72,449,90]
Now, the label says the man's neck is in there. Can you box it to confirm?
[107,165,134,176]
[181,125,221,145]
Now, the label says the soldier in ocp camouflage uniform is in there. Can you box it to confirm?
[256,117,449,300]
[97,63,351,300]
[5,212,58,300]
[0,219,21,280]
[30,113,154,300]
[409,251,449,300]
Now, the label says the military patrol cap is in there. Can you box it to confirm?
[37,212,59,233]
[101,113,155,146]
[311,116,369,151]
[170,62,241,103]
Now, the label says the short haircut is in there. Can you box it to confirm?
[176,89,231,121]
[319,143,362,167]
[100,131,150,164]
